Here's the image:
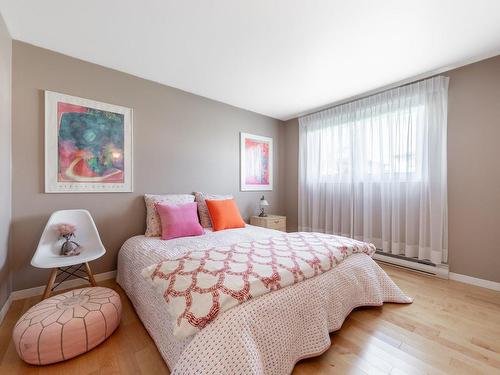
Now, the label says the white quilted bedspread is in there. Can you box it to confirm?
[117,225,412,375]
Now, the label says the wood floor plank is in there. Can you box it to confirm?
[0,264,499,374]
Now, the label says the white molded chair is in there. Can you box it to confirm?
[32,209,106,298]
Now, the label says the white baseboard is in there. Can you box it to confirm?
[449,272,500,291]
[10,270,117,301]
[375,253,500,291]
[373,253,449,279]
[0,269,117,325]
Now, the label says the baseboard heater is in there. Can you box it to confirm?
[373,250,449,279]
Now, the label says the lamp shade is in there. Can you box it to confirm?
[260,199,269,207]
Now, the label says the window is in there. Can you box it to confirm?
[314,105,423,182]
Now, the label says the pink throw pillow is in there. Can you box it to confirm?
[155,202,204,240]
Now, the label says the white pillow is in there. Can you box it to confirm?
[194,192,233,228]
[144,194,195,237]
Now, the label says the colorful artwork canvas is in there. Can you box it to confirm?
[240,133,273,191]
[45,91,133,193]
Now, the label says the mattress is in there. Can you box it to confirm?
[117,225,411,374]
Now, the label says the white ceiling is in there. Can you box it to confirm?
[1,1,500,120]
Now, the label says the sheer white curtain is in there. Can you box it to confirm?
[299,76,448,265]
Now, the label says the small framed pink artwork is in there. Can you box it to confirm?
[240,132,273,191]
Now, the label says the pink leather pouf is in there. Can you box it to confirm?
[13,286,121,365]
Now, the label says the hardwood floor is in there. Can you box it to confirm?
[0,279,169,375]
[1,264,499,374]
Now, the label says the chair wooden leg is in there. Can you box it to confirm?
[84,262,97,287]
[42,268,58,300]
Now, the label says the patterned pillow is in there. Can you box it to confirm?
[144,194,195,237]
[194,192,233,228]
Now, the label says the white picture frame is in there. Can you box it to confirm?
[240,132,273,191]
[45,91,133,193]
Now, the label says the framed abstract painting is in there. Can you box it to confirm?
[240,132,273,191]
[45,91,133,193]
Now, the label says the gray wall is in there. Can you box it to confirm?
[11,41,285,291]
[0,14,12,308]
[447,56,500,283]
[283,55,500,283]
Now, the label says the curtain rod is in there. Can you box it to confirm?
[285,49,500,121]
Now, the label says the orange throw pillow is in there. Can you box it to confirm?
[205,199,246,231]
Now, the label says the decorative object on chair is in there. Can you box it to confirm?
[259,195,269,217]
[56,223,81,256]
[12,287,121,365]
[240,132,273,191]
[32,209,106,299]
[45,91,133,193]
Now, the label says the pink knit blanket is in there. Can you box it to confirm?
[142,232,376,338]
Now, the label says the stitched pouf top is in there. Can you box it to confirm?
[13,287,121,365]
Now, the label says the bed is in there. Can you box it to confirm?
[117,225,411,374]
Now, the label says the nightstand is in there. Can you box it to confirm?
[250,215,287,232]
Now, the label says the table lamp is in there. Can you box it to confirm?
[259,196,269,217]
